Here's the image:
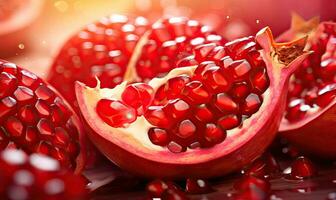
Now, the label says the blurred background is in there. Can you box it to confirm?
[0,0,335,77]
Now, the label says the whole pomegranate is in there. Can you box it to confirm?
[0,60,85,173]
[48,15,225,108]
[76,27,308,178]
[278,15,336,159]
[0,149,88,200]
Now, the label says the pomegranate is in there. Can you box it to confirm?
[76,27,308,178]
[48,15,225,108]
[0,149,88,199]
[278,15,336,159]
[0,60,85,173]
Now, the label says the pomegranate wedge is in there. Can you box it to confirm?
[278,15,336,159]
[76,27,308,178]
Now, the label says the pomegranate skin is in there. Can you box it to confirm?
[76,27,308,179]
[278,16,336,159]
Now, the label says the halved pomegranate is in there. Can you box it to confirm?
[48,15,225,108]
[76,27,308,178]
[0,60,85,173]
[278,15,336,159]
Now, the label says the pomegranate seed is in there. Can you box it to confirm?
[316,83,336,107]
[37,119,54,137]
[35,85,55,102]
[35,100,51,117]
[148,128,169,146]
[218,115,241,130]
[165,75,190,99]
[193,61,216,80]
[96,99,136,127]
[0,128,9,149]
[250,68,269,94]
[194,43,217,61]
[0,97,17,118]
[203,124,226,145]
[14,86,34,102]
[145,106,173,128]
[231,82,250,99]
[285,99,308,122]
[290,156,317,179]
[202,66,231,93]
[5,117,24,138]
[24,127,38,145]
[20,70,38,88]
[194,104,213,122]
[213,93,238,113]
[54,127,70,147]
[1,62,18,75]
[241,94,262,116]
[0,72,17,98]
[167,141,185,153]
[18,105,37,124]
[228,60,252,80]
[183,81,210,104]
[176,120,196,139]
[121,83,154,114]
[164,99,190,120]
[185,178,213,194]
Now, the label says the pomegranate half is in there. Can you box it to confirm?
[278,15,336,159]
[76,27,308,178]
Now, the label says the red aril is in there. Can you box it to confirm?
[0,60,85,173]
[278,15,336,159]
[76,27,308,178]
[47,15,225,109]
[290,156,317,179]
[0,149,88,199]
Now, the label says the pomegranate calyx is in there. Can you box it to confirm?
[256,27,309,74]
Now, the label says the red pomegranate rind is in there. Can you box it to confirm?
[0,60,85,173]
[124,17,226,82]
[279,16,336,158]
[0,149,89,199]
[48,14,150,107]
[76,27,308,178]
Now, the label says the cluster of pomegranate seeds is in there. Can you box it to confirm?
[134,17,226,79]
[285,23,336,122]
[144,36,269,152]
[0,149,88,199]
[0,61,81,170]
[289,156,317,179]
[48,14,150,106]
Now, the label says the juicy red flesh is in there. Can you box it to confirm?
[121,83,154,115]
[144,37,269,153]
[136,17,226,80]
[285,24,336,122]
[290,156,317,179]
[0,149,88,199]
[0,61,81,170]
[48,15,150,106]
[96,99,137,128]
[242,153,280,179]
[48,15,225,109]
